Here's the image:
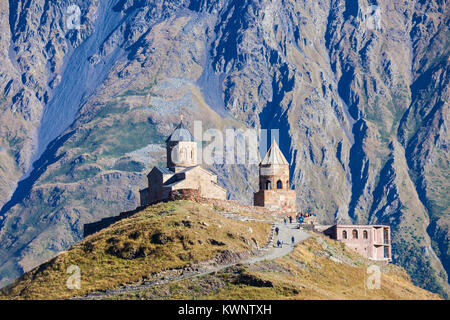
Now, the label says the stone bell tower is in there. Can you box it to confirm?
[253,140,296,215]
[166,121,198,172]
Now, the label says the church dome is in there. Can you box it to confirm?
[165,122,194,143]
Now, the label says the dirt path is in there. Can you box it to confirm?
[248,222,311,263]
[73,217,310,300]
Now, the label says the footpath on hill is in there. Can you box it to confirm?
[247,221,311,264]
[75,214,311,300]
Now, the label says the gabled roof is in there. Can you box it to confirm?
[165,122,194,143]
[154,166,173,174]
[147,166,174,177]
[260,140,289,165]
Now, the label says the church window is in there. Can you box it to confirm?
[384,246,389,258]
[352,229,358,239]
[277,180,283,189]
[265,180,272,190]
[363,230,368,239]
[180,148,186,161]
[286,180,289,189]
[383,228,389,244]
[342,230,347,239]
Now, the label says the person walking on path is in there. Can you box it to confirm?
[289,216,292,224]
[276,239,281,247]
[275,227,279,236]
[291,236,295,246]
[284,218,287,225]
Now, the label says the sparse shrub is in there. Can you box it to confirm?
[226,232,235,239]
[181,220,192,227]
[177,252,193,261]
[234,272,273,288]
[106,236,120,245]
[208,239,226,246]
[135,246,152,258]
[169,221,181,227]
[128,230,141,240]
[151,232,172,244]
[83,241,95,253]
[106,241,151,260]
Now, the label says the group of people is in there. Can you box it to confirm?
[297,212,316,219]
[296,212,316,225]
[282,212,316,225]
[274,211,318,249]
[274,226,295,248]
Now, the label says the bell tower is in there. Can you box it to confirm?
[257,140,290,191]
[254,140,296,215]
[166,121,197,171]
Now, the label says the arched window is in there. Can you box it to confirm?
[191,149,193,159]
[384,246,389,258]
[342,230,347,239]
[180,148,186,161]
[277,180,283,189]
[352,229,358,239]
[286,180,289,189]
[363,230,368,239]
[265,180,272,190]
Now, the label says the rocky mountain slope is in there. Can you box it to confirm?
[0,0,448,297]
[0,200,441,300]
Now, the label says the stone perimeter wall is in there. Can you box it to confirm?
[168,189,279,217]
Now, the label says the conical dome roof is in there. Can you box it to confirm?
[260,140,288,165]
[165,122,194,143]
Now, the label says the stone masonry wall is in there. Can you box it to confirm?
[254,189,296,215]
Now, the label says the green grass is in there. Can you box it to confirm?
[112,159,145,172]
[94,103,129,119]
[68,118,161,159]
[117,80,157,98]
[102,121,160,158]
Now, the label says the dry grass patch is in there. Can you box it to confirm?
[106,235,442,300]
[206,236,442,300]
[0,201,271,300]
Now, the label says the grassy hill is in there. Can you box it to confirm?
[123,236,440,300]
[0,200,441,300]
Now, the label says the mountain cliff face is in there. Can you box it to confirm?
[0,0,448,297]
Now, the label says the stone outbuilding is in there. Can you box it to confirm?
[323,224,392,261]
[139,122,227,205]
[253,140,296,214]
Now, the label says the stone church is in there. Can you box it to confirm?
[253,140,296,214]
[139,122,227,206]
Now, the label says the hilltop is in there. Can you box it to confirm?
[0,201,441,300]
